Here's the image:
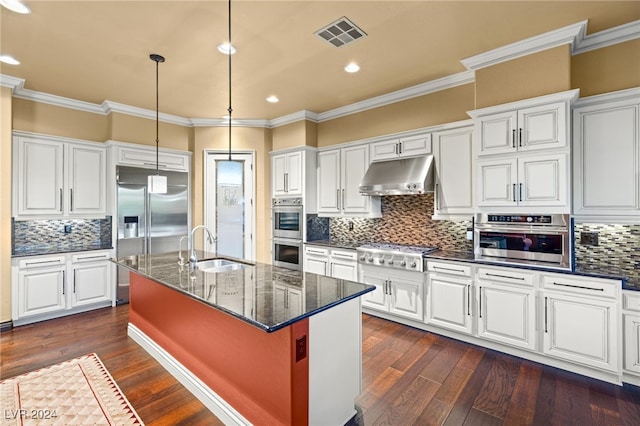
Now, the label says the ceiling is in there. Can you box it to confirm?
[1,1,638,121]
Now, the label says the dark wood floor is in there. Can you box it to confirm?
[1,306,639,425]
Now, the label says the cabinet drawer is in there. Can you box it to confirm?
[427,261,472,277]
[330,249,357,261]
[305,245,329,257]
[623,291,640,312]
[541,273,620,299]
[18,255,66,269]
[477,266,534,287]
[71,251,111,263]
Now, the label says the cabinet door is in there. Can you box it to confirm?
[272,154,288,196]
[317,150,341,213]
[477,111,517,156]
[477,157,518,206]
[399,134,431,157]
[16,138,64,216]
[574,102,639,216]
[18,267,66,318]
[518,153,567,207]
[360,270,388,312]
[624,313,640,375]
[68,144,106,215]
[286,287,304,317]
[543,292,618,372]
[477,282,536,351]
[433,127,473,215]
[331,260,358,282]
[341,145,370,213]
[71,262,111,307]
[305,256,329,276]
[370,139,399,161]
[285,152,303,195]
[518,102,567,152]
[425,274,473,334]
[389,277,423,321]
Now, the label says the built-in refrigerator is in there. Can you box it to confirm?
[116,165,189,304]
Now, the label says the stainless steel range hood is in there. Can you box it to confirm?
[359,155,435,195]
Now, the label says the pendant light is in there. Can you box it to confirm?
[148,53,168,194]
[226,0,233,161]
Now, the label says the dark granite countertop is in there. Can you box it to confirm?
[425,250,638,291]
[114,251,375,333]
[12,244,113,258]
[305,240,363,250]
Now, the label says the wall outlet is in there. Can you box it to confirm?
[580,231,599,246]
[295,335,307,362]
[349,221,354,231]
[64,224,72,234]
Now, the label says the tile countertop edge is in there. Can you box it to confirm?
[113,252,375,333]
[425,250,638,292]
[12,245,114,258]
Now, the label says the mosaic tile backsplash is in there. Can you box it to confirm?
[574,223,640,286]
[12,217,113,256]
[329,194,472,252]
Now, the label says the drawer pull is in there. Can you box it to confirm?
[25,259,62,266]
[486,272,524,280]
[306,249,325,255]
[433,266,465,274]
[76,255,108,261]
[552,281,604,292]
[143,162,167,168]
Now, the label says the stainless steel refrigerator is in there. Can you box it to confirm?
[116,165,189,304]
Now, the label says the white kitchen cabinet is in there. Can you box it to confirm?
[360,266,423,322]
[304,245,358,282]
[272,151,302,196]
[476,266,536,351]
[13,133,106,218]
[14,255,67,319]
[317,145,381,217]
[273,284,303,323]
[304,245,330,276]
[541,273,620,374]
[370,133,431,162]
[70,251,112,307]
[425,261,474,334]
[114,144,190,172]
[573,88,640,221]
[623,291,640,382]
[477,153,568,209]
[433,125,474,218]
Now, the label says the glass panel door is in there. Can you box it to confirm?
[216,160,244,258]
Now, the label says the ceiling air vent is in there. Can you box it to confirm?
[315,17,367,47]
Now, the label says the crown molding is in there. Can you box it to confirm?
[0,74,24,91]
[461,20,588,71]
[573,87,640,108]
[102,100,192,126]
[14,87,105,114]
[190,117,270,128]
[269,110,320,127]
[573,19,640,55]
[317,71,475,122]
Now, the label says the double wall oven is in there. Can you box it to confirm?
[474,213,573,270]
[272,197,303,270]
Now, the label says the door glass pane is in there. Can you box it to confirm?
[216,160,244,258]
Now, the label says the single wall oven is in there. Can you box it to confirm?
[474,214,572,270]
[272,198,303,270]
[272,237,303,270]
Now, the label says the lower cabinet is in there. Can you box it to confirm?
[623,291,640,382]
[303,245,358,282]
[12,250,114,325]
[360,266,423,322]
[425,269,473,335]
[273,284,303,323]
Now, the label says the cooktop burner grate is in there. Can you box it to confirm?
[358,242,439,256]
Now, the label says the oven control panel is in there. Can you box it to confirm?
[487,215,552,224]
[357,251,423,272]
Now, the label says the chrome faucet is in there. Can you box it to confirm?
[178,235,189,265]
[189,225,216,268]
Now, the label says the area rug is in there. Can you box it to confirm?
[0,353,143,425]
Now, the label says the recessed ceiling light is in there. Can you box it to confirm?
[217,42,236,55]
[266,95,279,103]
[0,0,30,14]
[0,55,20,65]
[345,62,360,73]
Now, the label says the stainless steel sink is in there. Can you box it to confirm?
[196,259,248,273]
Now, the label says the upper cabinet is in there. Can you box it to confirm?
[13,133,107,218]
[269,147,317,211]
[370,133,432,162]
[114,145,190,172]
[432,125,474,219]
[317,144,381,217]
[469,90,579,213]
[572,88,640,223]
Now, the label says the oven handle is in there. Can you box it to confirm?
[273,237,303,245]
[475,226,568,234]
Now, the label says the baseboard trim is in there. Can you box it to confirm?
[127,323,250,426]
[0,320,13,332]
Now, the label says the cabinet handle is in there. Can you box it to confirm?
[433,265,465,274]
[512,129,516,148]
[336,189,340,209]
[284,173,288,192]
[395,143,398,154]
[25,259,62,266]
[342,189,345,209]
[519,128,523,147]
[62,270,66,295]
[73,269,76,293]
[76,255,108,261]
[69,188,73,211]
[552,281,604,292]
[59,188,63,212]
[435,183,440,210]
[398,142,402,154]
[544,296,548,333]
[467,284,471,316]
[479,286,483,318]
[143,162,167,168]
[519,183,523,202]
[512,184,517,202]
[486,272,525,281]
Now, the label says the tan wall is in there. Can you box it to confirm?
[271,120,310,151]
[1,87,12,323]
[109,112,190,150]
[571,39,640,97]
[475,45,572,109]
[192,126,272,263]
[317,83,475,147]
[12,98,109,142]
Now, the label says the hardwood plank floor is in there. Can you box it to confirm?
[1,306,639,425]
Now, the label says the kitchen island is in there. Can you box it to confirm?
[114,252,374,426]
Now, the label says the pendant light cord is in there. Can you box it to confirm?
[227,0,232,161]
[155,57,160,173]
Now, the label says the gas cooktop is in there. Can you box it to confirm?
[357,243,439,272]
[358,242,440,256]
